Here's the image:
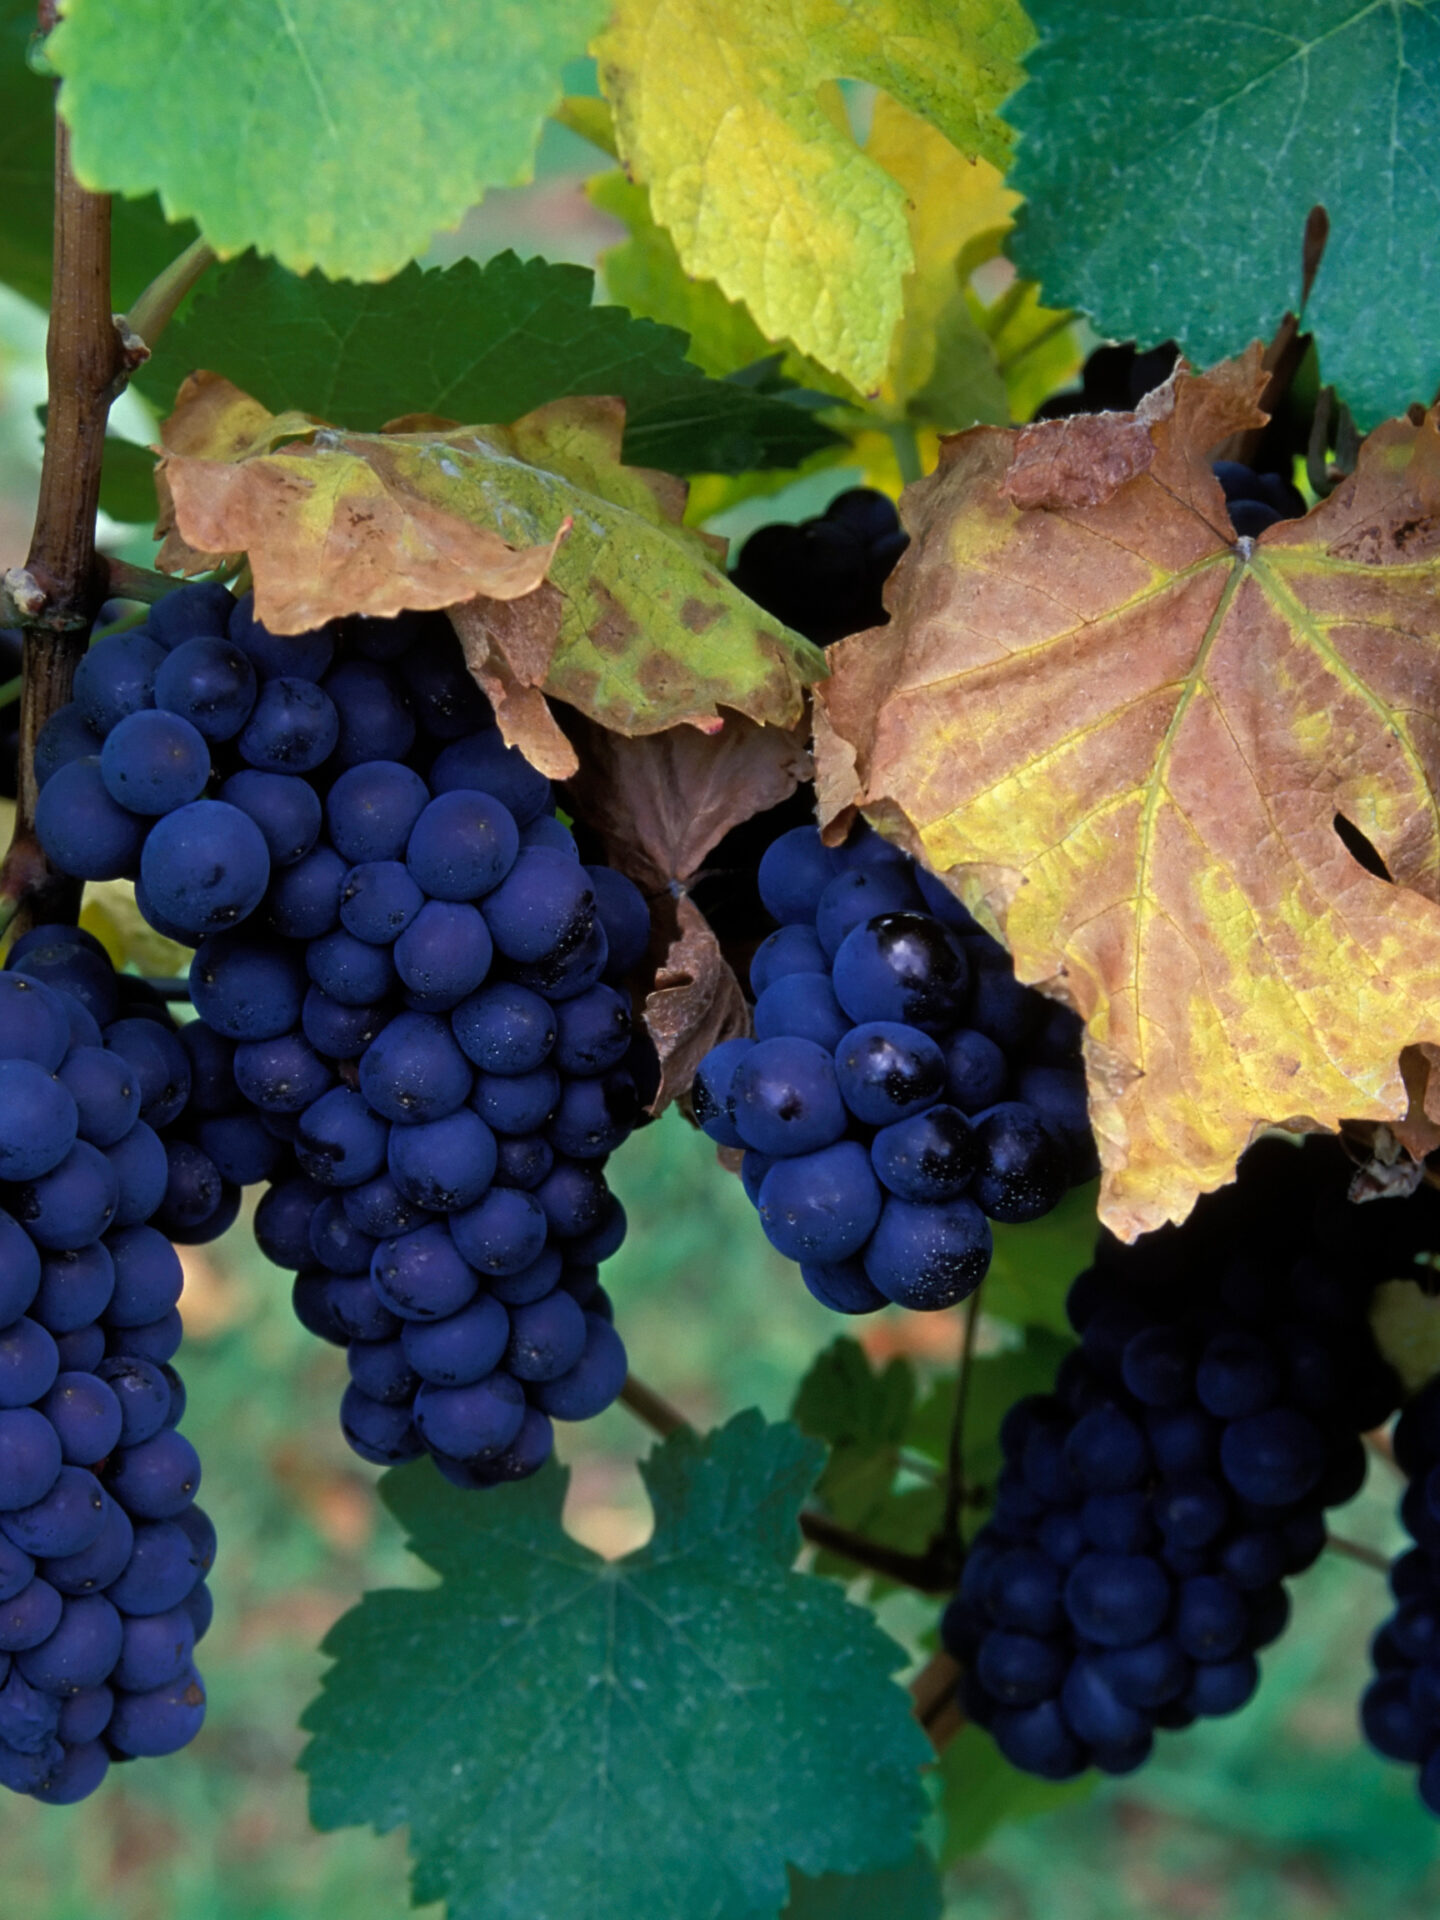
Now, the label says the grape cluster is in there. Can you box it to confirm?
[1361,1374,1440,1812]
[0,933,217,1804]
[693,824,1096,1315]
[943,1138,1421,1782]
[33,584,656,1488]
[729,490,909,645]
[1212,460,1305,539]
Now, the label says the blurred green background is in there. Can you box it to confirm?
[0,97,1436,1920]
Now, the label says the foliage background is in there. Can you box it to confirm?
[0,41,1436,1920]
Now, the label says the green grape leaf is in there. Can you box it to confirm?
[301,1416,931,1920]
[936,1723,1094,1863]
[98,435,159,526]
[785,1848,943,1920]
[0,0,195,309]
[792,1340,932,1580]
[593,0,1032,392]
[49,0,610,282]
[138,252,839,478]
[1006,0,1440,428]
[982,1183,1099,1337]
[1370,1275,1440,1397]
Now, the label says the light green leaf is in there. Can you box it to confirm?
[594,0,1032,392]
[1007,0,1440,427]
[139,251,839,478]
[301,1416,931,1920]
[0,0,196,309]
[785,1848,943,1920]
[50,0,609,281]
[937,1723,1094,1863]
[983,1182,1098,1336]
[1370,1275,1440,1397]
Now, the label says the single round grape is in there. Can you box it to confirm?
[339,1384,424,1465]
[189,934,307,1041]
[9,1141,119,1251]
[395,899,493,1008]
[401,1295,510,1387]
[341,1172,430,1241]
[38,1373,123,1469]
[428,727,548,820]
[359,1012,473,1125]
[295,1087,390,1189]
[1196,1329,1280,1420]
[264,843,348,940]
[35,757,147,880]
[493,1134,555,1192]
[104,1430,201,1521]
[870,1104,977,1202]
[815,867,923,958]
[325,760,430,865]
[756,1142,882,1264]
[99,707,210,815]
[308,1195,378,1275]
[0,1059,77,1182]
[481,849,594,965]
[1220,1408,1326,1506]
[0,974,72,1070]
[218,768,323,866]
[406,790,519,903]
[229,594,335,682]
[16,1593,122,1694]
[730,1037,846,1157]
[398,638,495,744]
[832,912,970,1032]
[1064,1553,1172,1648]
[73,630,164,732]
[758,827,841,925]
[862,1195,991,1310]
[104,1226,183,1328]
[322,657,417,767]
[387,1109,497,1212]
[34,704,102,788]
[452,982,555,1074]
[531,1315,628,1421]
[971,1103,1067,1223]
[340,860,425,945]
[56,1047,140,1149]
[0,1318,59,1409]
[302,985,392,1060]
[798,1258,888,1314]
[149,580,235,650]
[105,1519,203,1616]
[56,1681,113,1744]
[0,1577,63,1652]
[448,1188,549,1277]
[346,1337,420,1407]
[154,634,258,740]
[103,1018,192,1129]
[107,1663,207,1756]
[586,867,650,981]
[412,1367,526,1464]
[534,1159,611,1239]
[113,1603,195,1693]
[370,1223,479,1321]
[237,674,339,772]
[834,1022,946,1126]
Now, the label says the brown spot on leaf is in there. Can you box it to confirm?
[680,596,725,633]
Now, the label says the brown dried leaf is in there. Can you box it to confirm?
[560,710,811,894]
[450,588,577,779]
[641,894,750,1113]
[817,348,1440,1237]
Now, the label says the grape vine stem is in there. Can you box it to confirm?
[2,101,132,937]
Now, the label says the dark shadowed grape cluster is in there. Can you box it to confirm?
[943,1138,1422,1783]
[1361,1373,1440,1813]
[34,584,656,1489]
[0,932,219,1803]
[693,824,1096,1315]
[729,489,909,645]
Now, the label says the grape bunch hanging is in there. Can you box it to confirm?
[0,939,223,1804]
[32,584,656,1496]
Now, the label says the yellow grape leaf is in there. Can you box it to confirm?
[81,882,191,978]
[158,377,822,765]
[864,95,1010,430]
[592,0,1031,394]
[817,350,1440,1238]
[1371,1278,1440,1398]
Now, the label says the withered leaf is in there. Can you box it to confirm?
[642,894,750,1114]
[817,349,1440,1237]
[561,711,812,895]
[159,381,823,749]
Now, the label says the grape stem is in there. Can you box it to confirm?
[1324,1531,1390,1575]
[617,1374,959,1592]
[123,235,216,352]
[940,1283,984,1561]
[1,100,136,936]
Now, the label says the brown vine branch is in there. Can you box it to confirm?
[1325,1531,1391,1575]
[940,1284,984,1558]
[3,105,133,937]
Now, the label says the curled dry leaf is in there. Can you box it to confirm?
[561,709,812,894]
[158,379,823,748]
[817,347,1440,1237]
[641,894,750,1114]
